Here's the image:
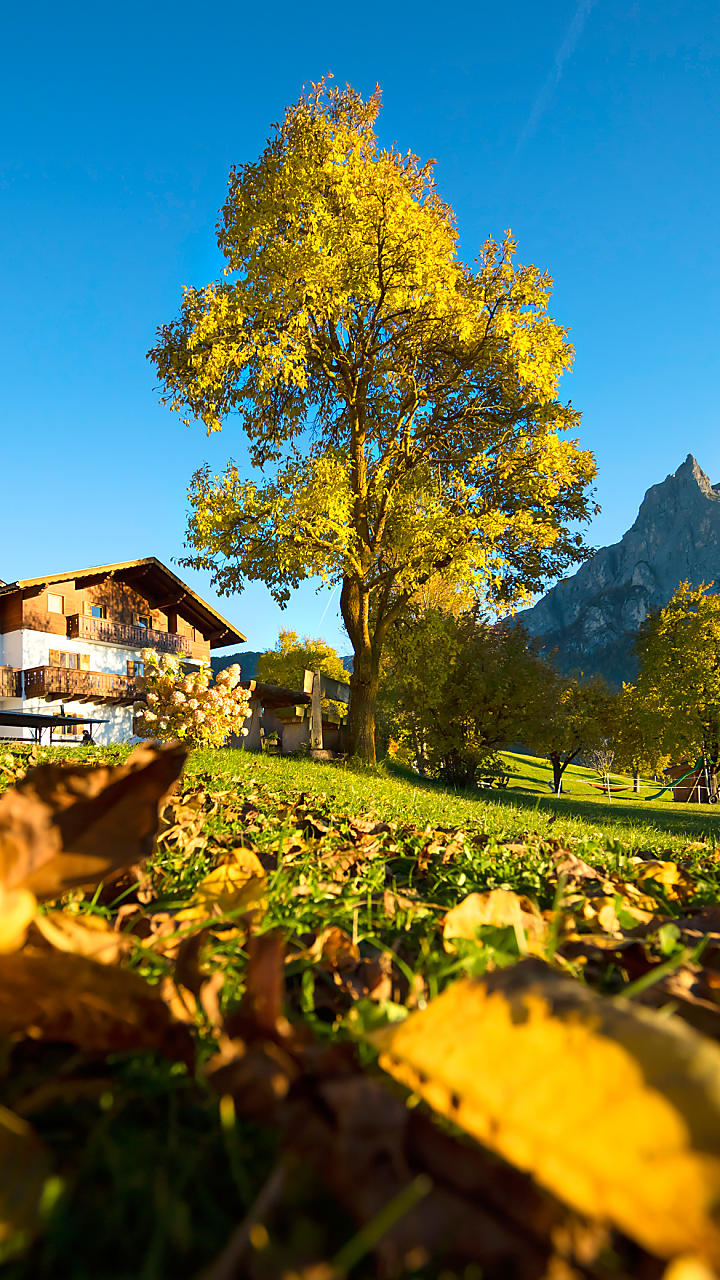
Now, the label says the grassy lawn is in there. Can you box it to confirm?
[187,745,720,856]
[3,742,720,1278]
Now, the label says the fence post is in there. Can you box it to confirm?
[310,669,323,751]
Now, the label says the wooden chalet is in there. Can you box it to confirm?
[0,558,245,744]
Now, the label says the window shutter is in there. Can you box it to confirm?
[48,649,60,666]
[127,660,135,677]
[79,653,90,670]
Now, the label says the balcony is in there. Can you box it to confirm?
[23,667,136,704]
[66,614,191,655]
[0,667,19,698]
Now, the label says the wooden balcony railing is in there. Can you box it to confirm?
[0,667,19,698]
[23,667,136,704]
[66,614,191,655]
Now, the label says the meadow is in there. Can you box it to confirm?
[2,742,720,1279]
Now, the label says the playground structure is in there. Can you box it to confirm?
[580,758,719,804]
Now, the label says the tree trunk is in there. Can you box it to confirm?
[633,769,640,793]
[341,576,380,763]
[549,752,563,795]
[348,654,379,763]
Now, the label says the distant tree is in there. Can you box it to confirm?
[611,684,669,790]
[381,611,554,786]
[150,79,597,762]
[630,581,720,769]
[527,676,614,795]
[256,629,349,717]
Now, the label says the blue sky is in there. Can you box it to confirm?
[2,0,718,655]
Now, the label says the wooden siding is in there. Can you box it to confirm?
[1,576,214,653]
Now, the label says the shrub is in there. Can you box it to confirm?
[134,651,251,748]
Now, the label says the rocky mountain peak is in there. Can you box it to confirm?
[518,455,720,685]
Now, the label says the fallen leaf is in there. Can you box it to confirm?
[371,959,720,1263]
[309,927,361,971]
[443,890,546,954]
[176,848,266,923]
[0,947,193,1060]
[0,742,187,901]
[635,861,697,904]
[0,886,36,954]
[31,909,130,964]
[0,1105,51,1248]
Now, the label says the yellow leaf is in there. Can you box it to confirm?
[0,742,187,901]
[635,861,697,904]
[0,1105,51,1248]
[371,961,720,1262]
[663,1258,718,1280]
[443,890,546,954]
[0,948,193,1058]
[176,850,266,923]
[0,886,36,954]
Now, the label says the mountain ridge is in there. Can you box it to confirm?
[517,454,720,686]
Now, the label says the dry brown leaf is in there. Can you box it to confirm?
[550,847,606,883]
[309,926,361,971]
[443,889,547,954]
[0,742,187,901]
[0,1105,51,1248]
[372,959,720,1263]
[31,909,130,964]
[0,947,193,1060]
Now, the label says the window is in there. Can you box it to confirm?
[48,650,90,669]
[87,604,106,619]
[127,660,144,678]
[47,593,64,614]
[50,715,81,739]
[136,614,151,629]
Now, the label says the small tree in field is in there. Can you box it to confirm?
[631,581,720,770]
[381,611,554,785]
[134,651,250,748]
[612,684,669,790]
[150,79,597,762]
[528,676,614,795]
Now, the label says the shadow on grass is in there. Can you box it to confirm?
[383,761,720,843]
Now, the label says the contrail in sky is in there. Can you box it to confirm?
[515,0,598,155]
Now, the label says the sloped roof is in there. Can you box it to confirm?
[0,557,245,649]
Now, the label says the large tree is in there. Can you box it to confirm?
[150,79,596,761]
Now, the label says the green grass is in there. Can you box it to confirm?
[184,745,720,856]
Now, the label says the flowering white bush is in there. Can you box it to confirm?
[134,651,250,748]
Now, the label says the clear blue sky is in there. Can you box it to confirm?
[2,0,718,655]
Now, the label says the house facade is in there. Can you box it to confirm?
[0,558,245,744]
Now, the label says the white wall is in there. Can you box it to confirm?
[18,629,145,674]
[0,628,142,743]
[0,631,23,667]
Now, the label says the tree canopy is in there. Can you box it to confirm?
[527,676,614,794]
[381,611,553,785]
[630,581,720,769]
[256,628,348,700]
[150,78,597,760]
